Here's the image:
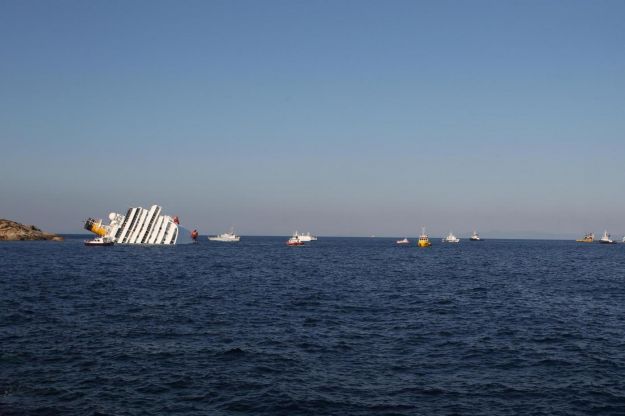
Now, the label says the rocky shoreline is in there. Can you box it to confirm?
[0,219,64,241]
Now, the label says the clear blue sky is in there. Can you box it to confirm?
[1,0,624,237]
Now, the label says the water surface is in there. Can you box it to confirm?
[1,237,625,415]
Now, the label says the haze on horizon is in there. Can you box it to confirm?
[1,0,624,239]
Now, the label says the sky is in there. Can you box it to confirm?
[1,0,624,238]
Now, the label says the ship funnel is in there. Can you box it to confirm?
[84,218,107,237]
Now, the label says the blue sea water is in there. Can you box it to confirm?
[1,236,625,415]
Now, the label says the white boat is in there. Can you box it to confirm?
[470,231,482,241]
[442,232,460,243]
[396,238,409,244]
[209,228,240,242]
[623,236,625,243]
[83,204,195,245]
[294,231,317,242]
[599,230,616,244]
[84,236,114,246]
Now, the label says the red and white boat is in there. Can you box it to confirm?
[286,236,305,246]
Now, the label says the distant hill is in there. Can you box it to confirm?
[0,219,64,241]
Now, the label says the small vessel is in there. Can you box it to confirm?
[576,232,594,243]
[286,235,305,246]
[294,231,317,242]
[623,236,625,243]
[417,228,432,247]
[442,232,460,243]
[470,231,482,241]
[208,227,240,242]
[599,230,616,244]
[84,236,114,246]
[396,238,409,244]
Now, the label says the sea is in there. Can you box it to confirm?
[1,236,625,415]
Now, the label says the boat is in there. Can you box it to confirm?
[576,232,594,243]
[293,231,317,242]
[208,227,240,242]
[470,231,482,241]
[442,232,460,243]
[286,236,305,246]
[84,236,114,246]
[417,228,432,247]
[83,204,195,245]
[599,230,616,244]
[396,238,409,244]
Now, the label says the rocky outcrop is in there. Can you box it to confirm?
[0,219,64,241]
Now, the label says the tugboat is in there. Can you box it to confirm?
[470,231,483,241]
[84,236,114,246]
[396,238,409,245]
[599,230,616,244]
[576,232,594,243]
[442,232,460,243]
[417,228,432,247]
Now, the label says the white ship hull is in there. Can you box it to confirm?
[294,232,317,242]
[600,231,615,244]
[208,229,240,242]
[84,204,195,245]
[208,235,240,242]
[442,232,460,243]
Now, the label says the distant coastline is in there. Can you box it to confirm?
[0,219,64,241]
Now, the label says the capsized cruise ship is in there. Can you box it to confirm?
[84,204,195,245]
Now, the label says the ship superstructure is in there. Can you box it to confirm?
[293,231,317,242]
[576,232,594,243]
[84,204,194,245]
